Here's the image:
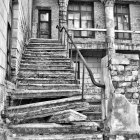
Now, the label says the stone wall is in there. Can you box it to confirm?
[101,53,140,137]
[32,0,59,39]
[111,54,139,103]
[11,0,32,82]
[0,0,10,123]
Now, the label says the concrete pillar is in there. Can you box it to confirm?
[101,0,115,57]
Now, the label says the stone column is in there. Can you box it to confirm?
[101,0,115,57]
[58,0,69,28]
[58,0,69,45]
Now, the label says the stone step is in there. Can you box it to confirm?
[20,64,71,70]
[19,68,73,73]
[17,84,80,90]
[18,78,76,84]
[8,122,99,136]
[22,57,70,61]
[6,96,89,123]
[29,38,61,43]
[10,89,81,99]
[24,50,67,55]
[28,43,64,48]
[8,133,103,140]
[18,71,75,79]
[25,48,66,52]
[23,53,67,58]
[26,47,65,50]
[21,60,71,65]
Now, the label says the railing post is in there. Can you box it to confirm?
[82,64,85,100]
[75,51,78,84]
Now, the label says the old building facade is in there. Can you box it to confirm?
[0,0,140,139]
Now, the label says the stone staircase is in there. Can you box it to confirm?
[6,39,102,140]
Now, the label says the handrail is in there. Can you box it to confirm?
[56,25,105,88]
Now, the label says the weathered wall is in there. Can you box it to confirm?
[11,0,33,82]
[0,0,11,123]
[101,54,140,138]
[32,0,59,39]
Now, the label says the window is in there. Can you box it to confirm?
[114,4,131,39]
[68,2,94,38]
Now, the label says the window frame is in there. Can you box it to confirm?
[114,4,131,40]
[68,1,95,38]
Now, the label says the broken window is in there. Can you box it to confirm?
[114,4,131,39]
[68,2,94,38]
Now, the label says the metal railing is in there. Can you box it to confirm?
[56,25,105,100]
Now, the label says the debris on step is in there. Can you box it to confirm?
[48,109,87,123]
[6,96,89,123]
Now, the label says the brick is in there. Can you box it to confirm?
[112,76,125,82]
[125,54,139,60]
[111,56,130,65]
[115,88,125,94]
[125,75,138,82]
[111,65,124,72]
[125,92,133,99]
[126,87,138,93]
[133,93,139,99]
[118,82,131,87]
[125,66,139,71]
[132,71,139,76]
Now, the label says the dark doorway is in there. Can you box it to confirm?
[38,10,51,39]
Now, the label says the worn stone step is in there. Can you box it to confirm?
[10,89,81,99]
[8,133,103,140]
[28,44,65,48]
[26,47,65,50]
[8,122,99,136]
[29,38,61,43]
[19,68,73,73]
[20,64,71,70]
[23,53,67,58]
[18,78,76,84]
[21,60,71,65]
[18,71,75,78]
[22,57,70,61]
[6,96,89,123]
[17,84,80,90]
[24,50,67,55]
[25,48,66,52]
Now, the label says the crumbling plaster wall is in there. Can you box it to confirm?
[101,54,140,139]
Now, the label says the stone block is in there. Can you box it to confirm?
[125,93,133,99]
[126,87,138,93]
[130,60,139,66]
[111,71,117,76]
[125,75,138,82]
[125,66,138,71]
[132,71,139,76]
[115,88,125,94]
[112,76,125,82]
[124,54,139,61]
[133,93,139,99]
[111,65,124,72]
[49,109,87,123]
[118,82,131,87]
[111,56,130,65]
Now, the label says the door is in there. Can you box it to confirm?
[38,10,51,39]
